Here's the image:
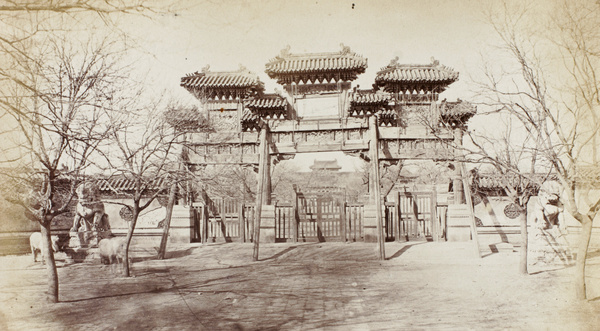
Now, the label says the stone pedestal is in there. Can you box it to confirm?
[259,205,276,243]
[446,204,472,242]
[68,230,110,249]
[363,205,378,243]
[529,226,574,266]
[168,206,194,244]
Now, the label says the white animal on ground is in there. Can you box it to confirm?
[98,237,127,273]
[29,232,60,263]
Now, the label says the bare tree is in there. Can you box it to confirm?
[100,103,185,277]
[479,0,600,299]
[0,0,180,301]
[0,35,125,302]
[453,111,550,274]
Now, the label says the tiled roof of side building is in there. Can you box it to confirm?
[265,44,367,76]
[246,94,287,109]
[97,177,168,192]
[181,65,261,89]
[375,57,459,85]
[475,172,557,191]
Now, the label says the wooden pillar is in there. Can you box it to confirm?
[431,185,439,242]
[253,125,270,261]
[340,200,346,242]
[461,162,481,258]
[202,205,208,244]
[394,196,401,243]
[238,201,245,243]
[369,116,385,260]
[453,128,465,204]
[292,186,298,243]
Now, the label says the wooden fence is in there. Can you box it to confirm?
[191,195,445,243]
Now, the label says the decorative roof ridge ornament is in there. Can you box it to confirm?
[379,56,454,72]
[280,45,291,58]
[270,44,364,60]
[340,43,351,55]
[238,64,250,73]
[187,65,257,77]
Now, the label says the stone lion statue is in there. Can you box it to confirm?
[70,182,110,233]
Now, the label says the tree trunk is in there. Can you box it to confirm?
[575,216,593,300]
[40,223,59,302]
[157,184,177,260]
[123,210,138,277]
[518,211,528,275]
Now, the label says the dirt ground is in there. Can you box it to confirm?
[1,241,599,331]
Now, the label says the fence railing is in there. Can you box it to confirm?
[191,196,445,243]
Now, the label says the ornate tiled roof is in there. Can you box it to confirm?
[246,95,287,109]
[376,57,458,85]
[350,90,391,105]
[240,109,260,132]
[164,106,209,131]
[440,99,476,118]
[241,109,258,122]
[265,44,367,82]
[181,65,261,89]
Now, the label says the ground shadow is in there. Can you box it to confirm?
[131,247,197,263]
[386,242,425,260]
[260,245,298,261]
[528,265,572,275]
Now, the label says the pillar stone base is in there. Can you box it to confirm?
[446,204,471,242]
[168,206,193,244]
[363,205,378,243]
[259,205,276,243]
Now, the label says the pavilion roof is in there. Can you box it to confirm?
[265,45,367,78]
[163,106,209,131]
[350,90,391,105]
[375,57,458,86]
[241,109,259,122]
[440,99,477,119]
[181,65,261,89]
[246,94,287,109]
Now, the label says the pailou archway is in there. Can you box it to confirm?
[176,45,476,260]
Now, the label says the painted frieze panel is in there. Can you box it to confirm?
[210,111,238,131]
[380,139,451,159]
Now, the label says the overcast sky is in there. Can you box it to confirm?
[118,0,503,171]
[125,0,497,99]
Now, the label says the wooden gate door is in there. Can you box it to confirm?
[297,194,343,242]
[397,191,436,241]
[196,198,247,243]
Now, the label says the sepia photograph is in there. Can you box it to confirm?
[0,0,599,330]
